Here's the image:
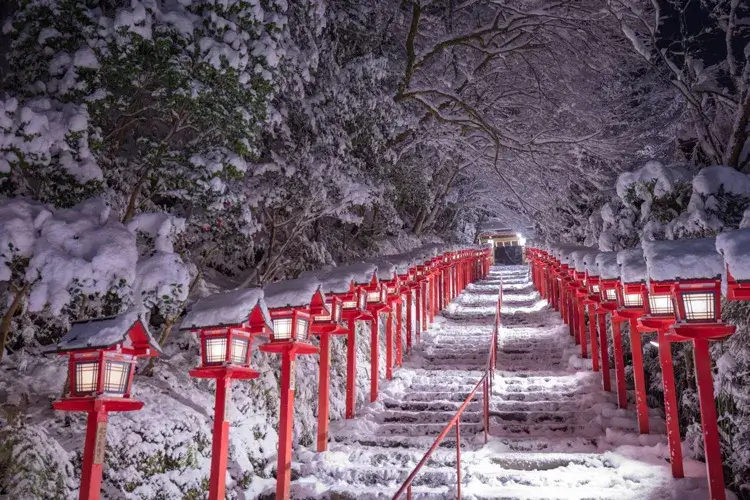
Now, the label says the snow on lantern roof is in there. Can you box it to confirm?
[582,251,600,275]
[369,259,398,281]
[716,228,750,282]
[643,237,723,282]
[263,277,322,310]
[181,288,268,330]
[615,161,692,200]
[595,252,620,280]
[554,245,588,265]
[47,309,160,353]
[617,248,647,284]
[570,249,596,273]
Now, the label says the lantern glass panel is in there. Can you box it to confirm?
[204,337,227,364]
[295,317,309,341]
[75,361,99,394]
[359,294,366,309]
[604,289,617,301]
[681,292,715,321]
[103,360,130,395]
[367,291,380,303]
[230,337,249,365]
[591,284,600,294]
[623,293,643,308]
[648,294,673,315]
[273,318,293,340]
[342,300,357,309]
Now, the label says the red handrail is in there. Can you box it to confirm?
[392,277,502,500]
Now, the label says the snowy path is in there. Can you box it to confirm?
[290,266,716,499]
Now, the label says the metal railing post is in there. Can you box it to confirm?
[456,419,462,500]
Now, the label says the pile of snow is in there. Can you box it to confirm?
[595,252,620,280]
[25,199,138,315]
[617,248,647,284]
[615,160,691,200]
[582,251,600,276]
[570,249,596,273]
[716,228,750,282]
[643,237,723,281]
[0,97,102,183]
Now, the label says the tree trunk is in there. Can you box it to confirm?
[0,284,28,362]
[412,208,427,235]
[728,94,750,171]
[142,316,177,376]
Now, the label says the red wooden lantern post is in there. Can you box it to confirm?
[584,266,606,379]
[636,281,683,479]
[363,272,391,402]
[558,262,570,325]
[645,237,736,500]
[338,284,369,420]
[181,289,271,500]
[47,312,160,500]
[416,264,428,336]
[669,278,732,500]
[382,273,404,375]
[599,275,628,410]
[570,252,590,359]
[308,289,348,452]
[583,252,611,392]
[614,280,649,434]
[404,266,418,355]
[259,283,319,500]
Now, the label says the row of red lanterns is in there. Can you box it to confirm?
[46,247,493,500]
[526,242,745,500]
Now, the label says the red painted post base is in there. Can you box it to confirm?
[345,319,357,419]
[386,312,393,380]
[52,398,144,500]
[406,293,413,355]
[588,305,599,372]
[611,318,628,409]
[626,317,649,434]
[578,303,587,358]
[395,301,403,367]
[80,408,108,500]
[317,335,331,452]
[258,341,317,500]
[657,330,684,479]
[597,313,611,392]
[693,338,726,500]
[371,314,380,403]
[189,366,260,500]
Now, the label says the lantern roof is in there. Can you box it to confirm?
[716,228,750,282]
[617,247,647,284]
[643,237,722,281]
[47,310,161,354]
[570,248,596,273]
[581,251,599,275]
[263,277,323,310]
[181,288,269,330]
[595,252,620,280]
[548,243,586,264]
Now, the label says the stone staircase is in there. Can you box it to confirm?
[290,266,714,500]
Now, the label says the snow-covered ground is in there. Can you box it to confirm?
[289,265,728,499]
